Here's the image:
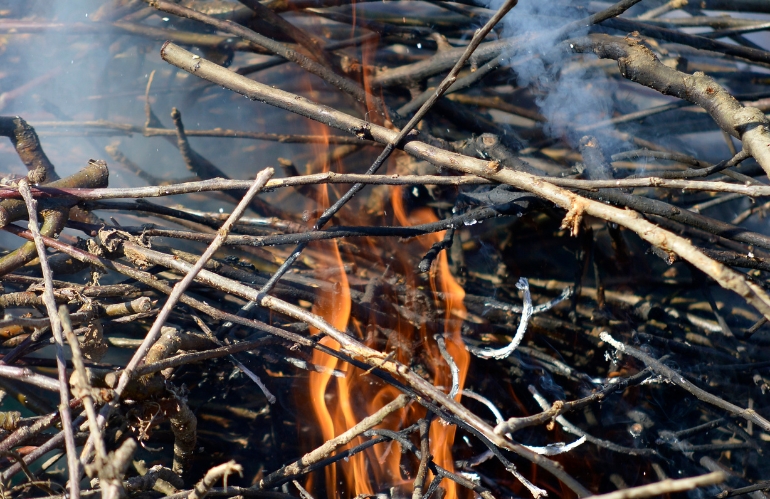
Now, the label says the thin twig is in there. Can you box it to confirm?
[0,366,60,392]
[435,335,460,398]
[159,42,770,320]
[188,461,243,499]
[601,332,770,432]
[258,394,410,489]
[412,418,431,499]
[468,278,533,360]
[585,471,726,499]
[17,178,80,499]
[88,168,274,456]
[61,306,129,499]
[10,173,770,201]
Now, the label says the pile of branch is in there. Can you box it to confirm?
[0,0,770,498]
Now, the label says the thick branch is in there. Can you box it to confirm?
[570,34,770,177]
[160,42,770,320]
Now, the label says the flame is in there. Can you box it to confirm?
[306,163,407,498]
[305,174,470,498]
[307,250,355,497]
[302,21,469,494]
[301,95,357,496]
[391,186,470,499]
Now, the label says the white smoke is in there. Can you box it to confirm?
[487,0,621,146]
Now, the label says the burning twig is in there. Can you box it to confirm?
[411,418,431,499]
[5,1,770,497]
[258,394,410,489]
[114,237,590,496]
[160,42,770,320]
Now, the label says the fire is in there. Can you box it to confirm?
[391,186,471,499]
[307,243,355,497]
[305,175,470,498]
[302,22,469,497]
[303,106,360,497]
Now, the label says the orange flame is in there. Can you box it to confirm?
[391,186,470,499]
[306,162,406,498]
[303,106,359,497]
[302,22,469,495]
[307,246,355,497]
[305,166,471,497]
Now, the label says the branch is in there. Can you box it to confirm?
[18,178,80,499]
[84,168,274,469]
[585,471,726,499]
[160,42,770,320]
[570,34,770,177]
[601,332,770,432]
[259,394,410,489]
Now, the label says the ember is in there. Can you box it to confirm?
[0,1,769,499]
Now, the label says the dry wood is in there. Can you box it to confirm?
[18,179,81,499]
[3,2,770,498]
[161,42,770,320]
[585,471,726,499]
